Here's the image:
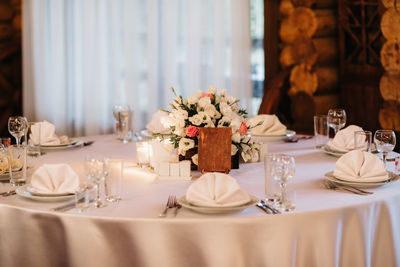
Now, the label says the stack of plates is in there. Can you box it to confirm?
[249,130,296,143]
[322,145,346,157]
[16,184,75,202]
[324,171,399,188]
[40,139,83,152]
[177,195,259,214]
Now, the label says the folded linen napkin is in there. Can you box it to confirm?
[247,115,287,135]
[333,150,388,182]
[146,111,171,134]
[327,125,364,152]
[186,172,251,207]
[30,164,80,194]
[30,121,68,146]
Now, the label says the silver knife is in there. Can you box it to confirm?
[50,201,76,212]
[256,201,271,214]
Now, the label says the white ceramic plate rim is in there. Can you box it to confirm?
[178,195,259,214]
[324,171,399,188]
[16,185,75,202]
[40,138,79,148]
[39,140,84,151]
[25,185,75,197]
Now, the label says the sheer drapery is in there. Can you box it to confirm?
[23,0,252,136]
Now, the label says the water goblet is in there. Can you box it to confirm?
[8,116,28,146]
[270,154,295,211]
[327,109,347,135]
[374,130,396,167]
[85,156,108,208]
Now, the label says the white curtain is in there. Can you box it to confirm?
[23,0,252,137]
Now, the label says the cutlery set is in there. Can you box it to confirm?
[0,190,16,197]
[256,200,280,214]
[324,180,373,195]
[158,195,181,217]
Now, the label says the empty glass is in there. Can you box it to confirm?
[327,109,346,135]
[264,154,281,203]
[85,156,108,208]
[26,122,41,157]
[314,115,329,148]
[113,105,134,143]
[104,159,123,202]
[8,116,28,146]
[270,154,295,211]
[354,130,372,152]
[8,145,27,186]
[374,130,396,166]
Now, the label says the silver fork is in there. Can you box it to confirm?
[324,181,372,195]
[159,195,175,217]
[172,196,181,217]
[1,190,16,197]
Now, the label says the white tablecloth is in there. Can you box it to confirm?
[0,135,399,267]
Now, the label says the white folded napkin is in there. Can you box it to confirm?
[146,111,171,134]
[30,164,80,194]
[30,121,68,146]
[186,172,251,207]
[333,150,388,182]
[327,125,364,152]
[247,115,287,135]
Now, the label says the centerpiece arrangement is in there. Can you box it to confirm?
[155,86,260,169]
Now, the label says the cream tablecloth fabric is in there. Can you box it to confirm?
[0,135,399,267]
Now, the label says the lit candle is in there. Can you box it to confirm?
[136,141,151,168]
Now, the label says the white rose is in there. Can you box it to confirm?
[219,102,232,116]
[231,144,238,156]
[191,154,198,165]
[204,120,215,127]
[188,95,199,105]
[231,104,239,112]
[249,148,259,162]
[189,114,203,126]
[220,89,227,96]
[207,85,217,95]
[241,142,250,153]
[174,127,186,137]
[194,90,204,99]
[198,97,211,109]
[232,132,241,143]
[217,116,231,127]
[230,114,243,132]
[226,95,236,105]
[179,138,195,152]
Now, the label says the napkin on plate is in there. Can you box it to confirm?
[333,150,388,182]
[146,111,171,134]
[247,115,287,135]
[186,172,251,207]
[326,125,364,152]
[30,164,80,194]
[30,121,69,146]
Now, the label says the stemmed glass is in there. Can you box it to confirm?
[270,154,295,211]
[8,116,28,146]
[85,156,108,208]
[374,130,396,167]
[327,109,347,135]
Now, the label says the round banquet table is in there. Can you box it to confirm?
[0,135,399,267]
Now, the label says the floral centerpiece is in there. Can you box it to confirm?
[155,86,260,167]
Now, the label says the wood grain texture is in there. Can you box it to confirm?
[198,128,232,173]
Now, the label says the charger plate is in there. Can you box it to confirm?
[324,171,399,188]
[16,185,75,202]
[178,195,259,214]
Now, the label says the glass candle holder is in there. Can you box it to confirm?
[136,141,151,168]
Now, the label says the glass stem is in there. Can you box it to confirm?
[16,137,20,146]
[95,182,101,205]
[382,152,387,166]
[280,182,287,206]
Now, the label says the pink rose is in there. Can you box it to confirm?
[202,93,214,100]
[186,125,199,137]
[237,122,247,135]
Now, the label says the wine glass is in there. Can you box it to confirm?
[270,154,295,211]
[8,116,28,146]
[374,130,396,167]
[85,156,108,208]
[327,109,347,135]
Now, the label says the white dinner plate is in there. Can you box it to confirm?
[16,185,75,202]
[40,139,79,148]
[324,171,400,188]
[40,139,84,152]
[177,195,259,214]
[25,185,75,197]
[322,145,346,157]
[249,130,296,143]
